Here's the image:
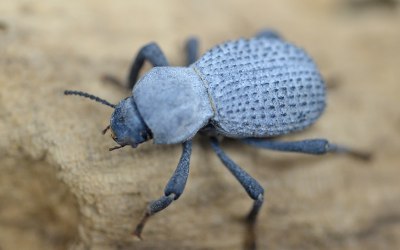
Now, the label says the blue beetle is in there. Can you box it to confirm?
[65,30,369,247]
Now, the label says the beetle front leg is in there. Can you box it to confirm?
[102,42,169,90]
[185,37,199,66]
[242,138,371,160]
[102,43,169,90]
[127,42,169,90]
[210,137,264,250]
[133,140,192,239]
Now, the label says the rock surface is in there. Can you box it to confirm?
[1,0,400,249]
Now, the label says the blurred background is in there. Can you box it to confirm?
[0,0,399,249]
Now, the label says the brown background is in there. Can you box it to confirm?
[1,0,400,249]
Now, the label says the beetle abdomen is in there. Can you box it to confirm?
[194,37,326,137]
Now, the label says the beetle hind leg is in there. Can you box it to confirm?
[210,137,264,250]
[185,37,199,66]
[242,138,372,161]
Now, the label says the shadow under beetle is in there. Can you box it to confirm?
[65,30,370,249]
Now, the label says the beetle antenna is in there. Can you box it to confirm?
[64,90,116,108]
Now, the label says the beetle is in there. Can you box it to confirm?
[65,29,369,248]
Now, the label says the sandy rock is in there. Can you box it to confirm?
[1,1,400,249]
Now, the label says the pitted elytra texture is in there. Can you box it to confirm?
[194,38,326,137]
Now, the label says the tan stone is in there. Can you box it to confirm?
[1,1,400,249]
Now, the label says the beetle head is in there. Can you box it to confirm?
[64,90,151,151]
[109,97,152,150]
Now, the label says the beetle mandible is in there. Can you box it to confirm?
[65,30,369,246]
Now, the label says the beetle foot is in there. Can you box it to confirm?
[329,144,373,162]
[132,212,151,240]
[349,150,373,161]
[243,195,263,250]
[244,219,257,250]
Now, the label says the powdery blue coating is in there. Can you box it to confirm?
[133,67,213,144]
[193,37,326,137]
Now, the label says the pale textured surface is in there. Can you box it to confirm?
[1,0,400,250]
[195,38,326,137]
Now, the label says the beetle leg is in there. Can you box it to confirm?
[210,137,264,250]
[242,138,371,161]
[255,29,282,40]
[185,37,199,66]
[133,140,192,239]
[127,42,169,90]
[101,43,169,90]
